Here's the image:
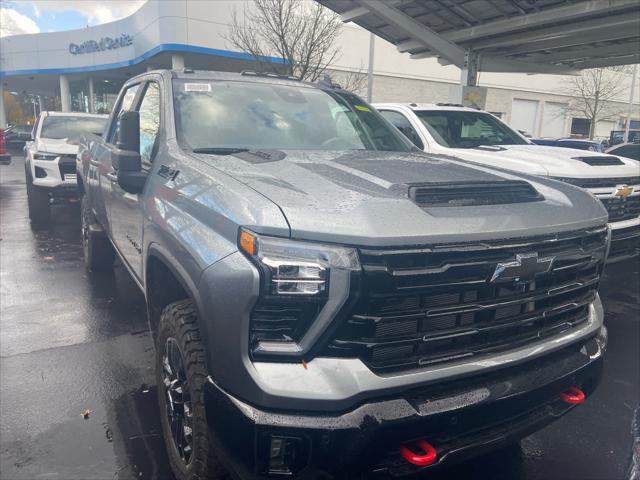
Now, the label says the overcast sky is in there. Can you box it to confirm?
[0,0,147,37]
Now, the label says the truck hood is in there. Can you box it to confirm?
[35,138,79,155]
[446,144,640,178]
[195,150,607,246]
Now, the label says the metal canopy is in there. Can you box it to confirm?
[317,0,640,77]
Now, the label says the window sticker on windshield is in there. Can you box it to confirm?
[355,105,371,112]
[184,83,211,92]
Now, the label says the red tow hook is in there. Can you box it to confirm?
[560,386,585,405]
[399,439,437,467]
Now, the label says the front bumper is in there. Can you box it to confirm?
[204,328,606,479]
[31,156,77,189]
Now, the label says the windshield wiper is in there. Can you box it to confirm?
[192,147,249,155]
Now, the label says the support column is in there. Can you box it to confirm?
[450,50,482,105]
[171,54,185,70]
[88,77,95,113]
[366,33,375,102]
[460,50,479,87]
[0,84,6,129]
[536,101,545,139]
[59,75,71,112]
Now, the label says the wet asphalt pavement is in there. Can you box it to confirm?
[1,155,638,480]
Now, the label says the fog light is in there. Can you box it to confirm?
[35,166,47,178]
[268,435,306,475]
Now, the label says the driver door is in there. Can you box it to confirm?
[108,80,162,282]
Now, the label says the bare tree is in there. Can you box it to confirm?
[565,67,631,139]
[226,0,342,82]
[329,67,368,97]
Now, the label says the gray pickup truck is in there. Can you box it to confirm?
[78,69,609,480]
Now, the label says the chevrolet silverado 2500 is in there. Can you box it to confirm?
[376,103,640,262]
[78,70,609,480]
[25,111,108,223]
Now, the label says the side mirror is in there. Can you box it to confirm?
[116,111,140,153]
[113,112,145,194]
[115,150,147,194]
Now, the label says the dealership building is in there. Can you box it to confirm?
[1,0,638,138]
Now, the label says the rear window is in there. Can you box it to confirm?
[172,79,413,152]
[40,116,107,140]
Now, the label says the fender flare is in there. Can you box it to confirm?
[145,243,213,368]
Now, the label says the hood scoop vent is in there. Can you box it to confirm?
[472,145,507,152]
[409,180,544,207]
[573,156,623,166]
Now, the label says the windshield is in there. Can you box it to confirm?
[40,116,107,140]
[414,110,528,148]
[173,80,412,152]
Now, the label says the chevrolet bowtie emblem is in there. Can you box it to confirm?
[614,185,633,198]
[490,253,555,283]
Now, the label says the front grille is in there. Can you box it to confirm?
[58,157,76,177]
[558,176,640,188]
[609,225,640,260]
[601,196,640,222]
[409,181,543,207]
[573,156,623,166]
[324,227,608,373]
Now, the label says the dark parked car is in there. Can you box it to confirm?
[606,142,640,161]
[3,124,33,150]
[530,138,560,147]
[531,138,605,152]
[78,69,609,480]
[610,130,640,146]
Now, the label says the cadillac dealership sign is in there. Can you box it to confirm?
[69,34,133,55]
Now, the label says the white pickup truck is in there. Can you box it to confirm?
[24,111,108,223]
[375,103,640,262]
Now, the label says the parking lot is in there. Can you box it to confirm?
[0,154,638,480]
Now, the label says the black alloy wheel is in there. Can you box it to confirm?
[162,337,194,466]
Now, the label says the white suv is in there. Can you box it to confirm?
[24,111,108,223]
[375,103,640,262]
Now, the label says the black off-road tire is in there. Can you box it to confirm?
[25,166,50,224]
[156,300,228,480]
[81,194,115,271]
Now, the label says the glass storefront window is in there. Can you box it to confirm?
[70,79,89,112]
[94,79,124,114]
[67,77,124,113]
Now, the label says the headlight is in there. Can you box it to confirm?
[239,229,360,296]
[33,152,58,160]
[238,229,360,357]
